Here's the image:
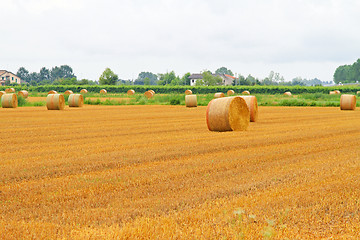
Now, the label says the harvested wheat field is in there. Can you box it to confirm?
[0,105,360,239]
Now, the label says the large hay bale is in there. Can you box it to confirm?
[127,89,135,95]
[64,90,73,95]
[47,94,65,110]
[242,90,250,95]
[0,91,5,99]
[185,89,192,95]
[214,92,225,98]
[227,90,235,96]
[80,89,88,94]
[144,91,154,99]
[5,88,15,93]
[340,94,356,110]
[18,90,29,99]
[149,90,155,95]
[284,91,292,96]
[185,95,197,107]
[100,89,107,94]
[48,90,57,94]
[68,94,84,107]
[240,95,258,122]
[206,96,249,132]
[1,93,18,108]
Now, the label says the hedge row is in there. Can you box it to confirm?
[1,85,360,94]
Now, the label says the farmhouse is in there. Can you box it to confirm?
[0,70,22,86]
[188,73,235,86]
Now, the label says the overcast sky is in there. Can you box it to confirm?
[2,0,360,82]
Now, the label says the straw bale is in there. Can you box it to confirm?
[144,91,154,99]
[80,89,88,94]
[206,96,249,132]
[47,94,65,110]
[149,90,155,95]
[357,91,360,95]
[48,90,57,94]
[227,90,235,96]
[340,94,356,110]
[284,91,292,96]
[1,93,18,108]
[214,92,225,98]
[18,90,29,98]
[127,89,135,95]
[185,95,197,107]
[242,90,250,95]
[68,94,84,107]
[185,90,192,95]
[64,90,73,95]
[329,91,336,95]
[0,91,5,98]
[100,89,107,94]
[5,88,15,93]
[334,90,341,94]
[239,95,258,122]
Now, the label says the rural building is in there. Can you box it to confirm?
[188,73,235,86]
[0,70,22,86]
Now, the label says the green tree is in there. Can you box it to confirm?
[39,67,51,82]
[157,71,177,85]
[196,71,222,86]
[99,68,119,85]
[215,67,234,76]
[16,67,30,83]
[134,72,158,85]
[181,72,191,85]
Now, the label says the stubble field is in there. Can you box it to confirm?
[0,105,359,239]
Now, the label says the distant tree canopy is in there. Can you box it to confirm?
[215,67,234,76]
[333,59,360,84]
[134,72,158,85]
[195,71,222,86]
[99,68,118,85]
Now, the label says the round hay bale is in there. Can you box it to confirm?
[1,93,18,108]
[100,89,107,94]
[242,90,250,95]
[357,91,360,95]
[240,95,258,122]
[206,96,249,132]
[149,90,155,95]
[68,94,84,107]
[0,91,5,99]
[329,91,336,95]
[5,88,15,93]
[340,94,356,110]
[144,91,154,99]
[214,92,225,98]
[80,89,88,94]
[227,90,235,96]
[284,91,292,96]
[64,90,73,95]
[47,94,65,110]
[127,89,135,95]
[185,94,197,107]
[334,90,341,94]
[18,90,29,99]
[48,90,57,94]
[185,89,192,95]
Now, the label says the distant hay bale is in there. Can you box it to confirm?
[185,89,192,95]
[329,91,336,95]
[242,90,250,95]
[340,94,356,110]
[149,90,155,95]
[357,91,360,95]
[334,90,341,94]
[100,89,107,94]
[206,96,249,132]
[1,93,18,108]
[64,90,73,95]
[48,90,57,94]
[185,95,197,107]
[80,89,88,94]
[284,91,292,96]
[240,95,258,122]
[0,91,5,98]
[227,90,235,96]
[144,91,154,99]
[5,88,15,93]
[68,94,84,107]
[18,90,29,99]
[214,92,225,98]
[47,94,65,110]
[127,89,135,95]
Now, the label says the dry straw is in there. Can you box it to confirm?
[240,95,258,122]
[47,94,65,110]
[68,94,84,107]
[185,95,197,107]
[48,90,57,94]
[0,91,5,98]
[1,93,18,108]
[64,90,73,95]
[144,91,154,99]
[242,90,250,95]
[127,89,135,95]
[214,92,225,98]
[100,89,107,94]
[18,90,29,98]
[80,89,88,94]
[284,91,292,96]
[185,89,192,95]
[227,90,235,96]
[206,96,249,132]
[340,94,356,110]
[5,88,15,93]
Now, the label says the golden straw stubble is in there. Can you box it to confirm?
[18,90,29,98]
[340,94,356,110]
[1,93,18,108]
[206,96,249,132]
[185,90,192,95]
[227,90,235,96]
[127,90,135,95]
[68,94,84,107]
[214,92,225,98]
[47,94,65,110]
[239,95,258,122]
[185,95,197,107]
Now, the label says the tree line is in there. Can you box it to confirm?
[333,58,360,84]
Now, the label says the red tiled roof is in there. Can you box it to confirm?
[224,74,236,79]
